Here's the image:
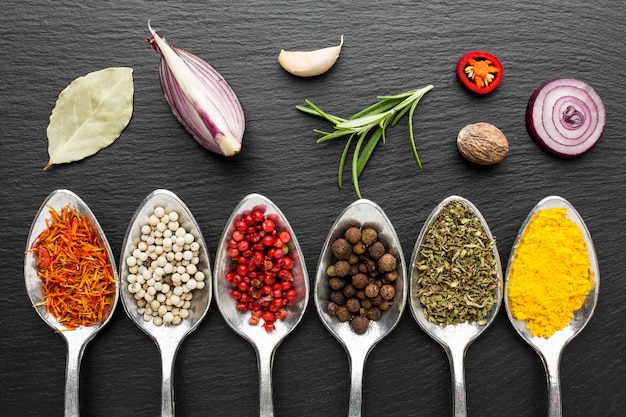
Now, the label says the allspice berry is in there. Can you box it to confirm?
[337,306,351,322]
[351,315,370,334]
[334,260,351,277]
[368,241,386,259]
[351,273,369,289]
[378,253,397,272]
[380,284,395,300]
[345,227,362,244]
[328,277,345,290]
[457,122,509,165]
[364,283,380,298]
[346,298,361,313]
[360,228,378,246]
[332,238,353,260]
[366,307,382,321]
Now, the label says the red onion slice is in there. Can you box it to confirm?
[148,22,245,156]
[526,78,605,158]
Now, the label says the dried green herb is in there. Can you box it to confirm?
[44,67,134,170]
[415,200,498,326]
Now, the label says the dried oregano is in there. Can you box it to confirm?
[415,200,498,326]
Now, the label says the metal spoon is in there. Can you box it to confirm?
[408,195,503,417]
[504,196,599,417]
[119,189,212,417]
[315,199,407,417]
[24,189,120,417]
[213,193,309,417]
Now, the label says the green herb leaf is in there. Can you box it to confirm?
[44,67,134,170]
[297,84,433,198]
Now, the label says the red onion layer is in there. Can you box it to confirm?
[526,78,605,158]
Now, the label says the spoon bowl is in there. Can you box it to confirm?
[408,195,503,417]
[24,189,119,417]
[119,189,212,417]
[213,193,309,417]
[315,199,407,417]
[504,196,599,417]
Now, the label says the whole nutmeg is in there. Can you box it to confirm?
[457,122,509,165]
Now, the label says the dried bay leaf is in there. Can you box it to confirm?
[44,67,134,170]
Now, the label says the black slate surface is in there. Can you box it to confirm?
[2,1,625,416]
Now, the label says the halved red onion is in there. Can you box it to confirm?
[526,78,605,158]
[147,22,245,156]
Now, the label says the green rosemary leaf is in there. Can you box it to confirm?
[316,130,353,143]
[336,112,387,130]
[297,84,433,197]
[351,132,368,199]
[338,133,355,188]
[356,128,383,178]
[351,97,402,120]
[376,89,418,100]
[407,99,422,169]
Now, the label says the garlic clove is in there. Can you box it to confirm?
[278,36,344,77]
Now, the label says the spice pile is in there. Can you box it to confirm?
[507,207,593,338]
[31,204,117,330]
[325,226,398,334]
[225,208,297,332]
[124,206,207,326]
[415,200,499,326]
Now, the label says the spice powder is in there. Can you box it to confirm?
[507,207,593,338]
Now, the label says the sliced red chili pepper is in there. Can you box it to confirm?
[456,51,503,94]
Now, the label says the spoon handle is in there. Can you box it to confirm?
[257,343,276,417]
[64,335,87,417]
[447,344,468,417]
[544,351,563,417]
[347,345,368,417]
[160,340,178,417]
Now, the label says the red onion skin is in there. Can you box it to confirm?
[526,78,605,159]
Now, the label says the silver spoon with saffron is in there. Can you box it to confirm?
[315,199,407,417]
[408,196,503,417]
[24,189,120,417]
[213,193,309,417]
[119,189,212,417]
[504,196,599,417]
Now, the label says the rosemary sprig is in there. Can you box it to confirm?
[297,84,433,198]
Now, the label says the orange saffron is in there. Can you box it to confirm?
[31,205,116,330]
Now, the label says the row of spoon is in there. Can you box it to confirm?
[24,189,599,417]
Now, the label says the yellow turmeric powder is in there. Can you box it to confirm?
[507,207,592,338]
